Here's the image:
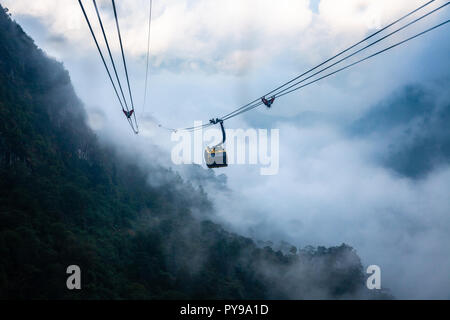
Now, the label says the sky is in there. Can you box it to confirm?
[2,0,449,299]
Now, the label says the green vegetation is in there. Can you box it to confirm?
[0,5,388,299]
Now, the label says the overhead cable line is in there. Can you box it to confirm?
[219,0,440,122]
[270,2,449,100]
[276,20,450,98]
[223,20,450,120]
[222,1,450,121]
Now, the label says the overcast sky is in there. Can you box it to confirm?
[2,0,450,299]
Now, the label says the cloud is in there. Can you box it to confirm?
[2,0,312,73]
[4,0,441,74]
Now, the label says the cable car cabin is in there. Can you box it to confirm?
[204,119,227,169]
[205,146,228,168]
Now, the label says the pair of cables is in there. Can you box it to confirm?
[220,0,449,122]
[78,0,139,134]
[175,0,448,132]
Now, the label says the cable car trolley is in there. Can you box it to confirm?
[205,118,227,169]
